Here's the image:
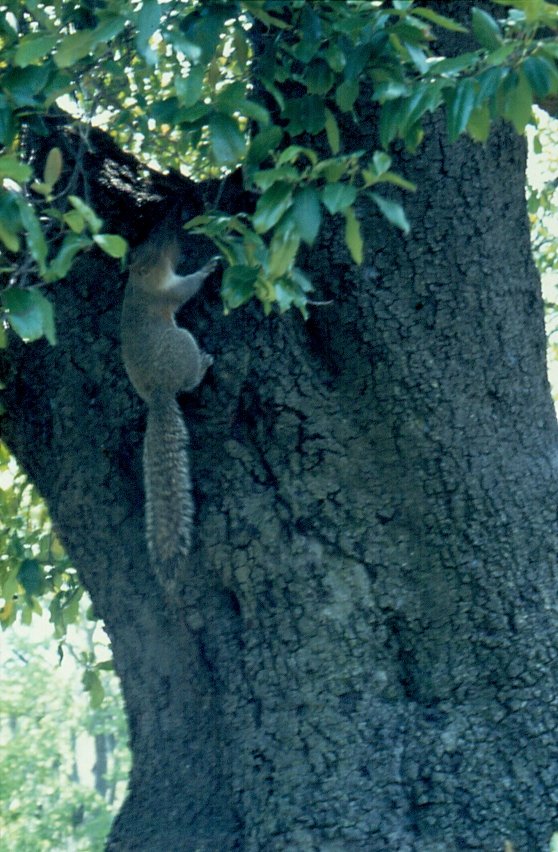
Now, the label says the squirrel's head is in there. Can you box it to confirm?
[129,236,179,288]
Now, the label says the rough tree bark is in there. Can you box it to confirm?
[3,108,558,851]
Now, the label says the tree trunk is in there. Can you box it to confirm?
[3,111,558,850]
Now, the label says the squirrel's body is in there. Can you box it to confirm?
[121,237,217,588]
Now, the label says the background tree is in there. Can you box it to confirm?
[1,626,129,851]
[3,1,558,849]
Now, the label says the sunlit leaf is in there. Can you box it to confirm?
[1,288,56,345]
[324,108,340,154]
[467,102,491,142]
[14,33,58,67]
[344,207,363,264]
[370,192,410,234]
[68,196,103,234]
[253,182,293,233]
[322,183,357,215]
[43,147,62,188]
[136,0,161,64]
[93,233,128,258]
[0,155,31,182]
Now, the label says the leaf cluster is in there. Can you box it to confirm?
[1,1,558,321]
[0,443,81,634]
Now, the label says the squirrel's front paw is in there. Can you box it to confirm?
[203,256,221,277]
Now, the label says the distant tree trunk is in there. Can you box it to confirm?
[3,112,558,852]
[93,733,108,799]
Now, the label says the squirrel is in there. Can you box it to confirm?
[121,232,218,594]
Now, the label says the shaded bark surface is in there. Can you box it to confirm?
[3,111,558,850]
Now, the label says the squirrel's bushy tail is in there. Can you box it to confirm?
[143,390,193,573]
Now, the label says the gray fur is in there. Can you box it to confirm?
[121,236,217,591]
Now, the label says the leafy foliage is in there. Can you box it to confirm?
[0,442,130,845]
[0,442,83,632]
[1,628,130,851]
[2,1,558,326]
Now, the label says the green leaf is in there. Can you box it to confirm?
[322,183,357,215]
[68,196,103,234]
[475,66,508,104]
[324,108,340,154]
[93,233,128,258]
[373,80,410,102]
[411,7,468,32]
[293,187,322,245]
[2,288,56,345]
[151,97,179,124]
[284,96,326,135]
[54,30,96,68]
[17,559,45,597]
[175,64,205,108]
[370,192,410,234]
[54,16,125,68]
[243,1,290,29]
[471,7,503,50]
[373,151,392,176]
[305,59,334,95]
[136,0,161,64]
[504,71,533,134]
[63,210,85,233]
[83,669,105,709]
[277,145,317,167]
[221,265,258,310]
[522,55,558,97]
[335,79,359,112]
[0,155,32,182]
[467,102,491,142]
[43,147,62,187]
[0,221,20,253]
[252,166,299,191]
[486,43,515,67]
[14,33,58,67]
[93,15,127,45]
[373,171,417,192]
[446,78,477,142]
[0,95,16,146]
[253,182,293,233]
[208,113,247,166]
[344,207,363,265]
[2,65,50,106]
[268,227,300,278]
[46,234,92,281]
[15,199,48,273]
[405,42,429,74]
[247,126,283,166]
[430,51,481,77]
